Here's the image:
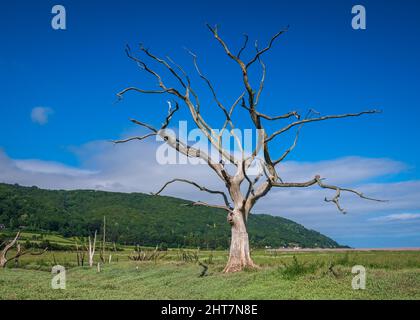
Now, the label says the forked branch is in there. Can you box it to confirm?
[112,101,180,144]
[266,110,381,143]
[153,178,232,209]
[272,175,386,213]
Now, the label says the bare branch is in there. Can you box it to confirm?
[182,201,233,213]
[9,244,48,266]
[266,110,381,143]
[121,42,238,165]
[324,188,346,213]
[130,118,158,132]
[206,24,244,66]
[317,177,386,213]
[153,178,232,208]
[246,27,289,68]
[113,101,179,144]
[29,247,48,256]
[118,45,184,100]
[219,92,245,136]
[139,44,187,89]
[125,45,165,86]
[2,232,20,252]
[184,50,245,161]
[254,40,266,106]
[186,49,231,119]
[237,34,249,58]
[166,56,202,111]
[243,159,264,203]
[112,133,156,144]
[161,101,180,129]
[273,125,302,165]
[272,175,386,213]
[116,87,169,99]
[272,178,318,188]
[207,24,257,113]
[206,27,278,178]
[247,179,272,209]
[254,110,300,121]
[206,24,276,175]
[273,108,316,165]
[166,56,191,85]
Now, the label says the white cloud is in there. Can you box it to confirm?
[30,107,53,125]
[14,159,96,177]
[369,213,420,223]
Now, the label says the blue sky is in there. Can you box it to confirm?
[1,0,419,247]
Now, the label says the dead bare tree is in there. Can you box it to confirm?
[1,232,20,268]
[75,240,86,266]
[13,243,47,268]
[1,232,47,268]
[128,245,165,262]
[100,216,107,264]
[115,25,384,272]
[88,230,97,268]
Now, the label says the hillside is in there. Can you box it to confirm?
[0,183,341,248]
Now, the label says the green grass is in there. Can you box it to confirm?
[0,231,77,246]
[0,249,419,300]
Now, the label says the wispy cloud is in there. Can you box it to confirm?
[369,213,420,223]
[30,107,53,125]
[14,159,96,177]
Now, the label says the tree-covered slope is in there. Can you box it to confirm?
[0,183,341,248]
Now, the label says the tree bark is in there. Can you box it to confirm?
[223,209,257,273]
[0,232,20,268]
[0,256,7,268]
[88,231,97,268]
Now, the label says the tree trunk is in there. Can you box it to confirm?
[88,231,97,268]
[223,209,257,273]
[0,256,7,268]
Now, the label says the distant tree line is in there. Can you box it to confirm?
[0,183,341,249]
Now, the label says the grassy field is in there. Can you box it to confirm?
[0,247,419,300]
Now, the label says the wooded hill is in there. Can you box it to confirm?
[0,183,342,249]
